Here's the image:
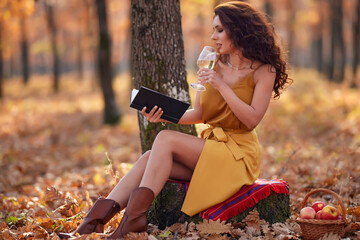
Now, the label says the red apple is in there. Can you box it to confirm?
[315,210,322,219]
[300,207,316,219]
[321,205,339,220]
[311,201,326,212]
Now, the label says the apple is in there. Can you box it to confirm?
[311,201,326,212]
[321,205,339,220]
[300,207,316,219]
[315,210,322,219]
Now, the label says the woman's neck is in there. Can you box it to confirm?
[228,53,252,70]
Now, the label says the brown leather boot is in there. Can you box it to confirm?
[58,197,121,238]
[107,187,155,239]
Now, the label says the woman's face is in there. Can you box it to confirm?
[211,15,236,55]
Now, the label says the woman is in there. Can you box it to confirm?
[59,1,290,239]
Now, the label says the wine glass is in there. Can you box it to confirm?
[190,46,217,91]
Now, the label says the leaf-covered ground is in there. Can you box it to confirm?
[0,70,359,239]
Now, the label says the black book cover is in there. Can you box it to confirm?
[130,86,190,123]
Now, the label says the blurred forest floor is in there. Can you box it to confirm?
[0,69,360,239]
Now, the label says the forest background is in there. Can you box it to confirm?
[0,0,360,239]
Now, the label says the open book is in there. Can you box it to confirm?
[130,86,190,124]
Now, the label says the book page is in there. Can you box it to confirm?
[130,89,139,103]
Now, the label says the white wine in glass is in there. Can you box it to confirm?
[197,59,215,69]
[190,46,217,91]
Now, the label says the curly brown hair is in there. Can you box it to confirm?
[214,1,291,99]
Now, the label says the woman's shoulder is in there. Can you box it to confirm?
[253,63,276,84]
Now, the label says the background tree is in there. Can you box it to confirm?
[76,32,83,81]
[0,24,3,99]
[44,0,60,92]
[84,0,98,87]
[17,0,35,86]
[20,13,29,85]
[95,0,121,125]
[131,0,197,152]
[285,0,296,66]
[313,0,324,73]
[353,0,360,87]
[264,0,273,18]
[328,0,346,82]
[0,0,35,97]
[0,1,10,99]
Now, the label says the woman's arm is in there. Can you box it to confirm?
[177,91,203,124]
[141,90,203,125]
[199,65,275,130]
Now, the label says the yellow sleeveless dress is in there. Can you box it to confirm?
[181,64,262,216]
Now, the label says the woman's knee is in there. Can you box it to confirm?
[153,130,176,146]
[144,150,151,158]
[137,150,151,165]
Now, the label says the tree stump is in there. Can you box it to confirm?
[147,181,290,230]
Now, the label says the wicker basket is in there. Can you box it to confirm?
[296,188,348,240]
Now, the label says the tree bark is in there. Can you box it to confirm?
[285,0,296,66]
[312,1,324,73]
[95,0,121,125]
[329,0,345,82]
[84,0,97,89]
[77,35,84,81]
[148,182,290,229]
[45,2,60,92]
[20,14,30,85]
[264,0,273,19]
[352,0,360,87]
[131,0,197,152]
[0,25,3,99]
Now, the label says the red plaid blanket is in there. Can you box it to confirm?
[170,178,289,222]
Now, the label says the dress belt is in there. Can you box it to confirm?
[201,126,250,161]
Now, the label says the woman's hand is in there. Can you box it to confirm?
[141,106,164,123]
[197,67,224,90]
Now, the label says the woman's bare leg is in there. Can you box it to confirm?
[106,136,198,206]
[106,151,150,207]
[139,130,205,195]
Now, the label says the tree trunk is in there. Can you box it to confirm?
[20,15,30,85]
[77,35,84,81]
[329,0,345,82]
[352,0,360,87]
[329,0,336,80]
[131,0,197,152]
[313,1,324,73]
[0,26,3,99]
[84,0,97,89]
[10,54,15,77]
[264,0,273,19]
[285,0,296,66]
[45,3,60,92]
[95,0,121,125]
[148,181,290,229]
[339,0,346,82]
